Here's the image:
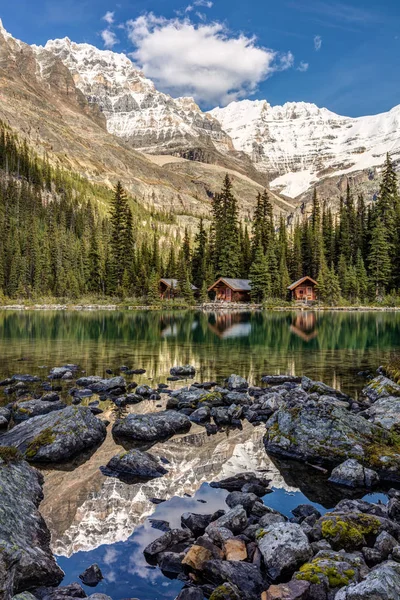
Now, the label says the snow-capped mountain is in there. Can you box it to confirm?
[210,99,400,198]
[34,37,232,155]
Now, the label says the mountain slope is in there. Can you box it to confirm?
[210,99,400,199]
[0,20,279,220]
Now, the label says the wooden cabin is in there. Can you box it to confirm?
[159,278,197,299]
[208,278,252,303]
[288,276,318,302]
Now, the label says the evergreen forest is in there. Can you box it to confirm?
[0,119,399,305]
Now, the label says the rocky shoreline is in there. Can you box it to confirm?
[0,304,400,312]
[1,363,400,599]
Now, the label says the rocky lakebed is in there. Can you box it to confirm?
[1,363,400,600]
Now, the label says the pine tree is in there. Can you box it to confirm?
[249,242,271,302]
[212,175,240,277]
[368,217,391,298]
[191,219,207,288]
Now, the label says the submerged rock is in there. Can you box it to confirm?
[112,410,191,443]
[0,457,63,595]
[100,449,167,480]
[328,459,379,488]
[261,375,302,385]
[0,406,107,463]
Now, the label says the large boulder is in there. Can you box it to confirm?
[0,407,107,463]
[75,375,126,393]
[0,456,63,595]
[329,459,379,488]
[335,560,400,599]
[112,410,191,443]
[100,449,167,480]
[13,399,67,423]
[295,550,366,595]
[257,522,312,581]
[79,564,103,587]
[263,396,400,481]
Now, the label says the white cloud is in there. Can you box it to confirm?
[126,13,294,106]
[194,0,213,7]
[314,34,322,51]
[297,61,309,72]
[185,4,194,12]
[103,11,115,25]
[101,28,119,48]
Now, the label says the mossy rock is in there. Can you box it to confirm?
[320,513,381,550]
[209,583,242,600]
[296,555,356,588]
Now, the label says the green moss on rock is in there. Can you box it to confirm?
[0,446,23,463]
[321,514,381,550]
[296,556,356,588]
[25,428,56,459]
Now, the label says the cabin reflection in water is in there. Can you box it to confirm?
[290,312,318,342]
[208,312,251,339]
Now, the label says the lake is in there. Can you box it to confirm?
[0,309,399,599]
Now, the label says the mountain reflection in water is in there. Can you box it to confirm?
[0,309,395,598]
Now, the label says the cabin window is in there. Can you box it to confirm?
[307,287,312,295]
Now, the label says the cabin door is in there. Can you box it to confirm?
[225,287,232,302]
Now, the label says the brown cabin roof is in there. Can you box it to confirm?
[208,277,252,292]
[287,276,318,291]
[160,278,198,290]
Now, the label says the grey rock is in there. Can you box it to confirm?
[364,396,400,429]
[175,588,204,600]
[101,449,167,480]
[292,504,321,521]
[261,375,302,385]
[257,522,312,580]
[209,472,270,493]
[158,551,185,574]
[226,374,248,391]
[79,564,103,587]
[34,583,86,599]
[12,374,40,383]
[181,513,214,537]
[258,513,287,528]
[0,406,107,463]
[375,531,398,559]
[0,459,63,595]
[13,399,67,423]
[112,410,191,442]
[41,393,60,402]
[75,375,126,393]
[0,407,12,427]
[206,505,248,535]
[392,546,400,562]
[225,491,260,514]
[143,529,193,559]
[388,498,400,523]
[264,396,400,480]
[362,376,400,403]
[202,560,265,599]
[302,377,351,401]
[205,526,234,545]
[135,385,154,397]
[335,560,400,599]
[87,596,112,600]
[189,406,211,424]
[170,365,196,377]
[328,459,379,488]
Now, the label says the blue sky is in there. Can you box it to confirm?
[1,0,399,116]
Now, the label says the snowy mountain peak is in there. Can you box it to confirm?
[210,98,400,198]
[35,38,230,154]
